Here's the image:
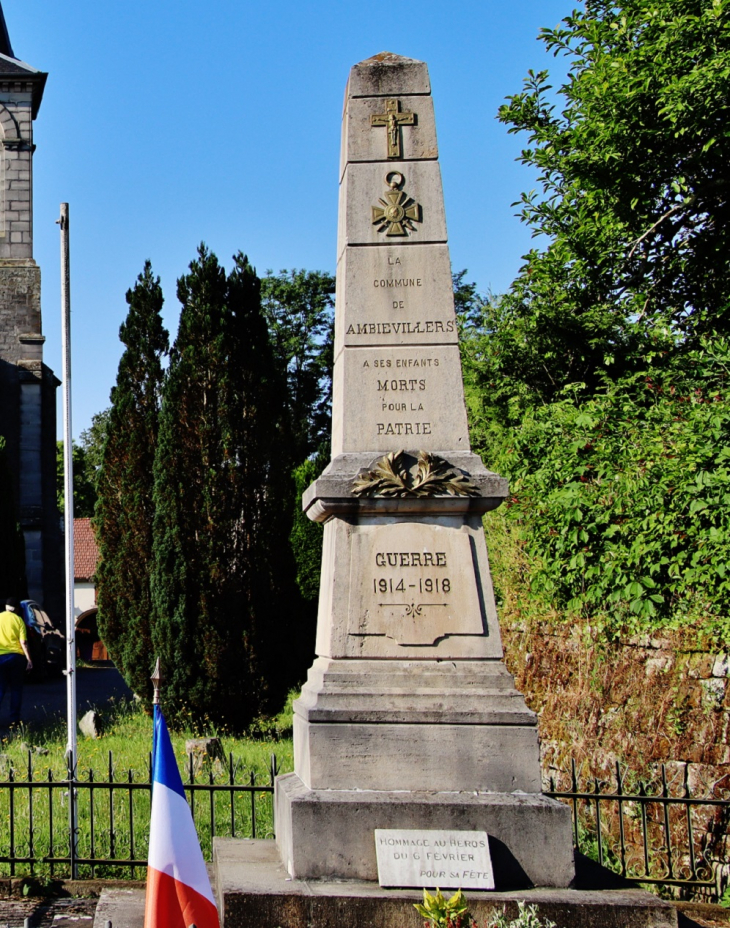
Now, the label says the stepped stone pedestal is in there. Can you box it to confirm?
[215,841,678,928]
[270,51,574,889]
[216,53,679,928]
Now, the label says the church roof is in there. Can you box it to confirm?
[0,4,47,118]
[0,3,13,59]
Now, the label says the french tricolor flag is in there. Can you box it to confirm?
[144,707,220,928]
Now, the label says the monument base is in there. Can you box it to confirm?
[275,773,575,888]
[294,658,544,793]
[214,838,678,928]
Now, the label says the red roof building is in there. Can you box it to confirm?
[73,518,107,661]
[74,518,99,581]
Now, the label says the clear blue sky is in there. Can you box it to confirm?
[6,1,573,439]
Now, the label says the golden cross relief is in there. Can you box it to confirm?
[370,98,416,159]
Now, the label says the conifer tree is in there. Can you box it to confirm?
[95,263,168,700]
[150,247,298,731]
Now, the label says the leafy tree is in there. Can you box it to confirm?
[151,247,299,730]
[79,408,111,491]
[0,437,26,599]
[56,440,97,518]
[289,452,327,604]
[452,270,486,325]
[494,0,730,404]
[288,447,329,672]
[95,263,169,699]
[260,269,335,465]
[484,339,730,635]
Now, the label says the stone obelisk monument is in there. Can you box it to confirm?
[275,52,574,889]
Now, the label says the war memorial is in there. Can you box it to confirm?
[213,53,677,928]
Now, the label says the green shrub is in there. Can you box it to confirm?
[480,336,730,638]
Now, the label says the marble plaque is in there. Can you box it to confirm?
[335,244,458,352]
[331,344,469,455]
[340,160,447,251]
[349,523,484,646]
[375,829,494,889]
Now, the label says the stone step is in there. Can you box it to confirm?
[215,838,678,928]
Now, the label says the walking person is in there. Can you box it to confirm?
[0,596,32,729]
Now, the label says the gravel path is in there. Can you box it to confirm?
[0,666,132,732]
[0,896,97,928]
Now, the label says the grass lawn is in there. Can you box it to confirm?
[0,694,295,879]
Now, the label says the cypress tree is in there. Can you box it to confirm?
[95,263,169,701]
[150,247,297,731]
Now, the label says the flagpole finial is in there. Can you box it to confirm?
[151,657,162,706]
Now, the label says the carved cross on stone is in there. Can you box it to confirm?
[370,98,416,159]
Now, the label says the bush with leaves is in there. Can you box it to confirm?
[415,890,557,928]
[477,337,730,635]
[487,902,557,928]
[415,888,472,928]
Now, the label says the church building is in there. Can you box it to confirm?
[0,4,62,618]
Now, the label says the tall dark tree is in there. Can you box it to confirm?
[260,269,335,465]
[95,263,169,699]
[0,437,26,600]
[492,0,730,405]
[150,247,298,730]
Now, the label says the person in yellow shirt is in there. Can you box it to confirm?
[0,596,33,727]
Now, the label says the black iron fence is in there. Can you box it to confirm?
[0,750,278,879]
[1,753,729,900]
[545,759,730,899]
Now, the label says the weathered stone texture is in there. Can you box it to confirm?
[271,52,575,892]
[0,66,62,614]
[503,617,730,901]
[0,94,35,258]
[218,839,678,928]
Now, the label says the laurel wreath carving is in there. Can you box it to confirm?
[352,450,480,499]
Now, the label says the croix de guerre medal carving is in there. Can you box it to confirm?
[372,172,422,237]
[370,98,416,159]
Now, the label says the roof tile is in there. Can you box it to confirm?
[74,518,99,581]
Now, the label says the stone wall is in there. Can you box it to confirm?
[501,618,730,896]
[0,70,61,616]
[0,91,36,260]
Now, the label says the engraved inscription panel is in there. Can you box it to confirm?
[336,245,458,352]
[375,829,494,890]
[349,523,484,646]
[333,345,469,453]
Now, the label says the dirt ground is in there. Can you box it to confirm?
[0,895,97,928]
[0,664,133,732]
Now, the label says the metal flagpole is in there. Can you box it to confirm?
[151,657,162,763]
[58,202,78,876]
